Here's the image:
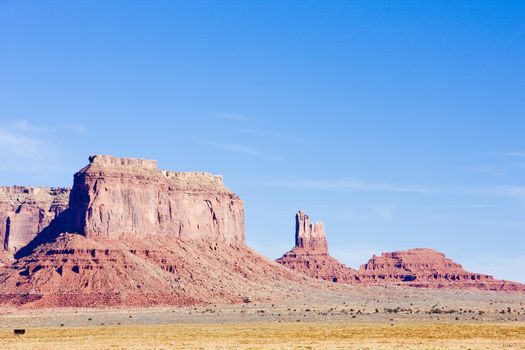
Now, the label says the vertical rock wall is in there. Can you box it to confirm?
[0,186,70,252]
[66,155,245,245]
[295,210,328,253]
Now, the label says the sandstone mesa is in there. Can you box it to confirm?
[0,155,523,307]
[276,211,525,291]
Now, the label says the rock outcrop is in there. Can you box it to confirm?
[66,155,245,245]
[277,211,525,291]
[276,210,359,283]
[0,187,70,253]
[0,155,320,307]
[358,248,525,291]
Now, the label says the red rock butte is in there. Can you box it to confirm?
[66,154,245,244]
[276,210,360,283]
[0,155,316,307]
[276,211,525,292]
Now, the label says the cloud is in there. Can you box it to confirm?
[444,203,496,209]
[0,119,86,180]
[207,141,283,162]
[471,167,506,177]
[370,205,395,219]
[256,178,525,198]
[492,151,525,158]
[260,178,430,193]
[216,113,251,122]
[0,128,49,161]
[10,119,86,134]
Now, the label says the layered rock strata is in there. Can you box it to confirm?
[0,155,318,307]
[66,155,244,245]
[0,187,70,253]
[277,211,525,291]
[358,248,525,291]
[276,210,359,283]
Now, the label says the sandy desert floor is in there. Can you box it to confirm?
[1,322,525,349]
[1,287,525,349]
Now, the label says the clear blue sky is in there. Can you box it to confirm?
[1,1,524,282]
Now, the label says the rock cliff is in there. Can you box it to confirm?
[0,155,318,307]
[276,211,359,283]
[67,155,245,245]
[0,187,69,253]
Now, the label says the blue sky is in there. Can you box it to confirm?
[1,1,525,282]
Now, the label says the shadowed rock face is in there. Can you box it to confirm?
[294,210,328,253]
[66,155,245,245]
[0,155,315,307]
[277,210,359,283]
[0,187,70,253]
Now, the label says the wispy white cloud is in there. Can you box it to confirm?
[0,119,86,179]
[216,113,251,122]
[492,151,525,158]
[471,166,506,177]
[260,178,430,193]
[207,141,283,162]
[256,178,525,198]
[444,203,496,209]
[10,119,86,134]
[370,205,395,219]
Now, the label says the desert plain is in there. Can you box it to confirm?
[1,285,525,349]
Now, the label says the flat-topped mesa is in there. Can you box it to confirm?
[358,248,525,291]
[277,210,359,284]
[295,210,328,254]
[89,154,158,170]
[67,155,245,245]
[0,186,70,253]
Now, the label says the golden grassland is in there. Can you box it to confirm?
[1,322,525,349]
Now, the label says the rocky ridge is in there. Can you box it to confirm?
[0,186,70,254]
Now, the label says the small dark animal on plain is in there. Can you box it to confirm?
[14,329,26,335]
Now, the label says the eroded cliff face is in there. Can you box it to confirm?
[358,248,524,291]
[0,155,310,307]
[276,210,359,283]
[67,155,245,245]
[0,187,70,253]
[277,211,525,291]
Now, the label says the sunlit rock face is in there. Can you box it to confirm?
[0,186,70,253]
[0,156,306,308]
[66,155,245,245]
[358,248,525,291]
[276,210,360,283]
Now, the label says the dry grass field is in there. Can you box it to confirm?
[1,322,525,350]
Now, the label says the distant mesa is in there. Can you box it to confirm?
[276,210,525,292]
[276,210,360,284]
[358,248,525,291]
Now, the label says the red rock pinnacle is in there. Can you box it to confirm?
[277,210,359,283]
[294,210,328,253]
